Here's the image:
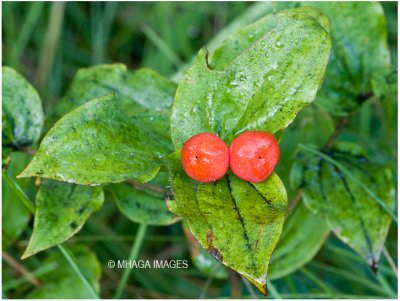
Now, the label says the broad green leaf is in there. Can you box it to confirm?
[54,64,176,119]
[19,93,174,185]
[371,66,397,138]
[168,155,287,294]
[291,143,395,269]
[276,105,335,199]
[22,181,104,259]
[269,202,330,280]
[182,221,228,279]
[108,172,179,226]
[2,152,33,247]
[303,2,390,116]
[2,66,44,148]
[171,8,331,147]
[27,245,101,299]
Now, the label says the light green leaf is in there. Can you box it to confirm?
[291,143,395,269]
[183,221,228,280]
[171,8,331,147]
[22,181,104,259]
[27,245,101,299]
[2,152,33,247]
[109,172,179,226]
[2,66,44,148]
[168,155,287,294]
[19,93,174,185]
[303,2,390,115]
[269,202,330,280]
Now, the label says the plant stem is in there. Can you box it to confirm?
[2,170,36,214]
[228,270,242,298]
[127,179,166,195]
[114,223,147,299]
[383,247,398,277]
[58,244,99,299]
[266,278,282,299]
[2,252,40,287]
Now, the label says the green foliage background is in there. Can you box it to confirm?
[2,1,398,299]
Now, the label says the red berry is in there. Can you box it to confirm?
[230,131,280,183]
[181,132,229,183]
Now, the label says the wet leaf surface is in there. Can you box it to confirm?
[171,8,331,147]
[22,181,104,258]
[19,93,174,185]
[168,154,287,294]
[2,67,44,149]
[291,143,395,269]
[168,7,331,294]
[304,2,390,116]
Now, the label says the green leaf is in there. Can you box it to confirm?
[19,93,174,185]
[54,64,176,119]
[291,143,395,268]
[269,202,330,280]
[2,66,44,148]
[108,172,179,226]
[27,245,101,299]
[182,221,228,280]
[171,8,331,147]
[276,105,335,198]
[168,155,287,294]
[2,152,33,247]
[22,180,104,259]
[303,2,390,116]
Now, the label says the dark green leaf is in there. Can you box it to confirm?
[19,93,174,185]
[2,152,33,247]
[27,245,101,299]
[22,181,104,259]
[269,202,330,280]
[168,155,287,294]
[291,143,395,268]
[2,66,44,148]
[109,172,179,226]
[276,105,335,198]
[303,2,390,116]
[171,8,331,147]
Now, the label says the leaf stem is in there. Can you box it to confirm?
[114,223,147,299]
[127,179,166,195]
[2,170,36,214]
[57,244,99,299]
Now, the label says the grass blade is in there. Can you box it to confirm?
[58,244,99,299]
[114,223,147,298]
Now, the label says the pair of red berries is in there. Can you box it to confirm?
[181,131,280,183]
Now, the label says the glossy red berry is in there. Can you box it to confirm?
[181,132,229,183]
[230,131,280,183]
